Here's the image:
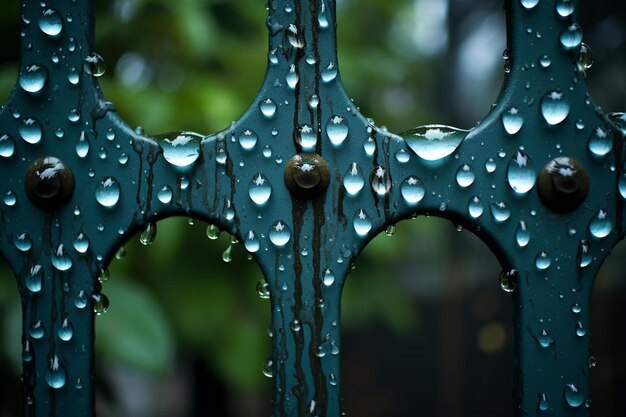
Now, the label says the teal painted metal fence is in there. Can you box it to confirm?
[0,0,624,416]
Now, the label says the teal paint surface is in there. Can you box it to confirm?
[0,0,624,416]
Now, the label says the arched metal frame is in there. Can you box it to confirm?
[0,0,624,416]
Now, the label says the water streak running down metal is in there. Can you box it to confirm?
[0,0,624,416]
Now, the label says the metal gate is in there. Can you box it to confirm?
[0,0,624,416]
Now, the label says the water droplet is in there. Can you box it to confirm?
[46,355,66,389]
[589,209,612,239]
[485,158,497,173]
[157,185,173,204]
[286,64,299,89]
[564,383,584,407]
[468,196,484,218]
[403,125,467,161]
[75,133,89,158]
[286,24,304,48]
[499,269,518,293]
[588,356,596,368]
[455,164,475,188]
[577,240,592,268]
[401,177,425,205]
[353,209,373,237]
[343,163,365,196]
[73,233,89,253]
[19,117,43,144]
[14,233,33,252]
[578,43,593,73]
[318,0,329,29]
[157,132,202,168]
[269,221,291,247]
[68,67,80,85]
[327,115,349,146]
[98,268,110,283]
[262,359,274,378]
[206,224,220,240]
[490,202,511,223]
[538,55,552,68]
[515,221,530,247]
[92,293,110,315]
[309,94,320,109]
[140,223,157,245]
[370,166,391,196]
[57,318,73,341]
[538,329,552,348]
[535,252,551,270]
[395,149,410,163]
[322,269,335,287]
[222,238,234,263]
[20,64,48,94]
[363,137,376,156]
[560,24,583,50]
[575,321,587,337]
[245,230,260,253]
[538,393,549,412]
[52,243,73,271]
[541,90,570,125]
[96,177,121,208]
[115,246,126,260]
[385,224,397,237]
[556,0,575,17]
[502,107,523,135]
[297,124,317,151]
[238,130,258,151]
[519,0,539,9]
[507,151,536,194]
[249,173,272,206]
[39,9,63,38]
[321,62,337,83]
[260,98,277,119]
[74,290,88,309]
[23,340,33,362]
[4,190,16,206]
[291,320,302,332]
[0,134,15,158]
[26,264,43,293]
[83,53,105,77]
[587,127,612,157]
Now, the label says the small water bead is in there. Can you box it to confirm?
[395,149,410,163]
[556,0,575,17]
[83,53,106,77]
[308,94,320,109]
[68,109,81,123]
[286,24,304,48]
[370,166,391,196]
[402,125,467,161]
[20,117,43,144]
[499,269,518,293]
[502,107,523,135]
[297,124,317,151]
[262,359,274,378]
[249,173,272,206]
[0,134,15,158]
[363,137,376,156]
[222,239,234,263]
[4,190,16,206]
[455,164,475,188]
[238,130,258,151]
[179,175,190,190]
[140,223,157,245]
[353,209,373,237]
[507,151,536,194]
[269,221,291,248]
[587,127,612,157]
[538,394,549,412]
[290,320,302,332]
[73,233,89,254]
[67,67,80,85]
[560,24,583,50]
[578,43,593,72]
[535,251,551,270]
[538,55,552,68]
[490,202,511,223]
[39,9,63,38]
[260,98,277,119]
[14,233,33,252]
[30,320,45,339]
[52,243,73,271]
[98,269,110,283]
[157,185,173,204]
[205,224,220,240]
[92,293,110,315]
[57,318,73,342]
[286,65,299,89]
[485,158,497,173]
[538,329,552,348]
[564,384,584,408]
[20,64,48,94]
[515,221,530,247]
[588,356,597,368]
[327,115,349,146]
[26,264,43,293]
[322,269,335,287]
[157,132,202,168]
[23,340,33,362]
[76,133,89,158]
[98,147,107,160]
[468,196,484,218]
[401,177,426,205]
[577,240,592,268]
[343,163,365,196]
[575,321,587,337]
[541,90,570,126]
[244,230,261,253]
[263,145,272,159]
[96,177,121,208]
[321,63,337,83]
[46,356,66,389]
[589,210,612,239]
[519,0,539,9]
[318,0,329,29]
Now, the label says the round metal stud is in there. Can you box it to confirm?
[284,153,330,199]
[24,156,75,210]
[538,157,589,213]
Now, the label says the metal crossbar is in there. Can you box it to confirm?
[0,0,624,416]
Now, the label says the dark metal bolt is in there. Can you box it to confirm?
[24,156,74,210]
[538,157,589,213]
[284,153,330,199]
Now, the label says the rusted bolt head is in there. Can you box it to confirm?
[24,156,74,210]
[538,157,589,213]
[284,153,330,199]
